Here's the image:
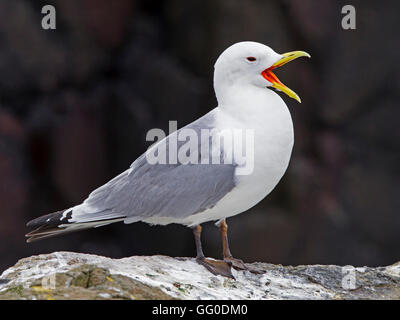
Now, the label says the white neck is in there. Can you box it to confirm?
[214,79,285,114]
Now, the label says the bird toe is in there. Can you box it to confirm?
[196,257,235,279]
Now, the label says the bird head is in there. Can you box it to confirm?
[214,41,310,103]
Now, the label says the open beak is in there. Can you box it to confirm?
[261,51,311,103]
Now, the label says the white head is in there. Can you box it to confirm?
[214,41,310,104]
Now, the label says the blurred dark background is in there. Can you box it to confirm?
[0,0,399,273]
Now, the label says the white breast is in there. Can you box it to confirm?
[181,87,294,226]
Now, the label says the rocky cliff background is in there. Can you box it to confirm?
[0,0,399,273]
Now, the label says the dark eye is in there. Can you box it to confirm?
[246,57,256,62]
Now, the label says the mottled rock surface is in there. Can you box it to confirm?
[0,252,399,300]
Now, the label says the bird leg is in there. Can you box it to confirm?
[218,219,264,274]
[192,224,234,279]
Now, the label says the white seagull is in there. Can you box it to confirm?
[26,41,310,278]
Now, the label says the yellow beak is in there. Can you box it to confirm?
[261,51,311,103]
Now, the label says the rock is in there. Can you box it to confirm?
[0,252,399,300]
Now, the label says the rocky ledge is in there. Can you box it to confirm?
[0,252,399,300]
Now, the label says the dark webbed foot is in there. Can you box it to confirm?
[224,256,265,274]
[196,257,235,279]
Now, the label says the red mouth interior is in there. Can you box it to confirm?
[261,68,284,86]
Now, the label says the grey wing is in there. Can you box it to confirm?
[70,110,237,223]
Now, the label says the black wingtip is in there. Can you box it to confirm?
[26,210,126,243]
[25,209,73,243]
[26,210,72,228]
